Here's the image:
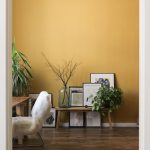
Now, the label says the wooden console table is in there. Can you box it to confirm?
[56,107,112,128]
[12,96,30,116]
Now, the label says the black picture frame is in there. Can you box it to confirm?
[90,73,115,88]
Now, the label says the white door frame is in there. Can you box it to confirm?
[0,0,12,149]
[0,0,149,149]
[139,0,150,150]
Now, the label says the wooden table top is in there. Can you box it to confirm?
[55,107,92,111]
[12,96,30,107]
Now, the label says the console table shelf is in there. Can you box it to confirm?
[55,107,112,128]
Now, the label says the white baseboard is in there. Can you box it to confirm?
[102,123,138,127]
[61,122,69,127]
[61,122,138,128]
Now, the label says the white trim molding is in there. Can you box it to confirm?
[61,122,138,128]
[140,0,150,150]
[102,123,138,128]
[0,0,12,149]
[139,0,145,149]
[61,122,70,127]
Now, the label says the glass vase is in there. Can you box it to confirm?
[58,86,70,108]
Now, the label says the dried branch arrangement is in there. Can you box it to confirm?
[42,53,79,88]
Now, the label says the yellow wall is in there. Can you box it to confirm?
[13,0,139,123]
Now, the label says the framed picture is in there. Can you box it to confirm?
[90,73,115,87]
[83,83,101,106]
[69,86,83,106]
[43,108,56,128]
[86,112,101,127]
[69,112,84,127]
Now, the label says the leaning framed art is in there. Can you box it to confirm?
[43,108,56,128]
[86,112,101,127]
[69,86,83,106]
[90,73,115,87]
[69,112,84,127]
[83,83,101,106]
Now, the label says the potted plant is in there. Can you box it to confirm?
[92,85,122,127]
[12,39,32,96]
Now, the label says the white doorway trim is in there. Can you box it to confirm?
[0,0,12,149]
[139,0,150,150]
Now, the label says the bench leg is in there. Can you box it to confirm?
[108,112,112,129]
[56,110,61,128]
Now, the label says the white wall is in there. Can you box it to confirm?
[0,0,12,149]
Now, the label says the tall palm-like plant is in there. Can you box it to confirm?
[12,40,32,96]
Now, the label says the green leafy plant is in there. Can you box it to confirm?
[12,40,32,96]
[92,86,122,114]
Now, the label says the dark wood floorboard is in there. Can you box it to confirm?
[13,127,139,150]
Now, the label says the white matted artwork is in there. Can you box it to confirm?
[71,93,83,106]
[43,108,56,127]
[90,73,115,87]
[69,87,83,106]
[83,83,101,106]
[86,112,101,127]
[70,112,84,127]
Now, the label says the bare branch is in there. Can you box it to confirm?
[42,52,79,86]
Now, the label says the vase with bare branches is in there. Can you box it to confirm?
[43,54,79,107]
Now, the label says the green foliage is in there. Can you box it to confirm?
[92,86,122,114]
[12,39,32,96]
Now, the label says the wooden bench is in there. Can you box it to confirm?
[55,107,112,128]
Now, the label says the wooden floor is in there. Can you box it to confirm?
[13,127,139,150]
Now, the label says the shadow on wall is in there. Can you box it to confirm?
[111,92,139,123]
